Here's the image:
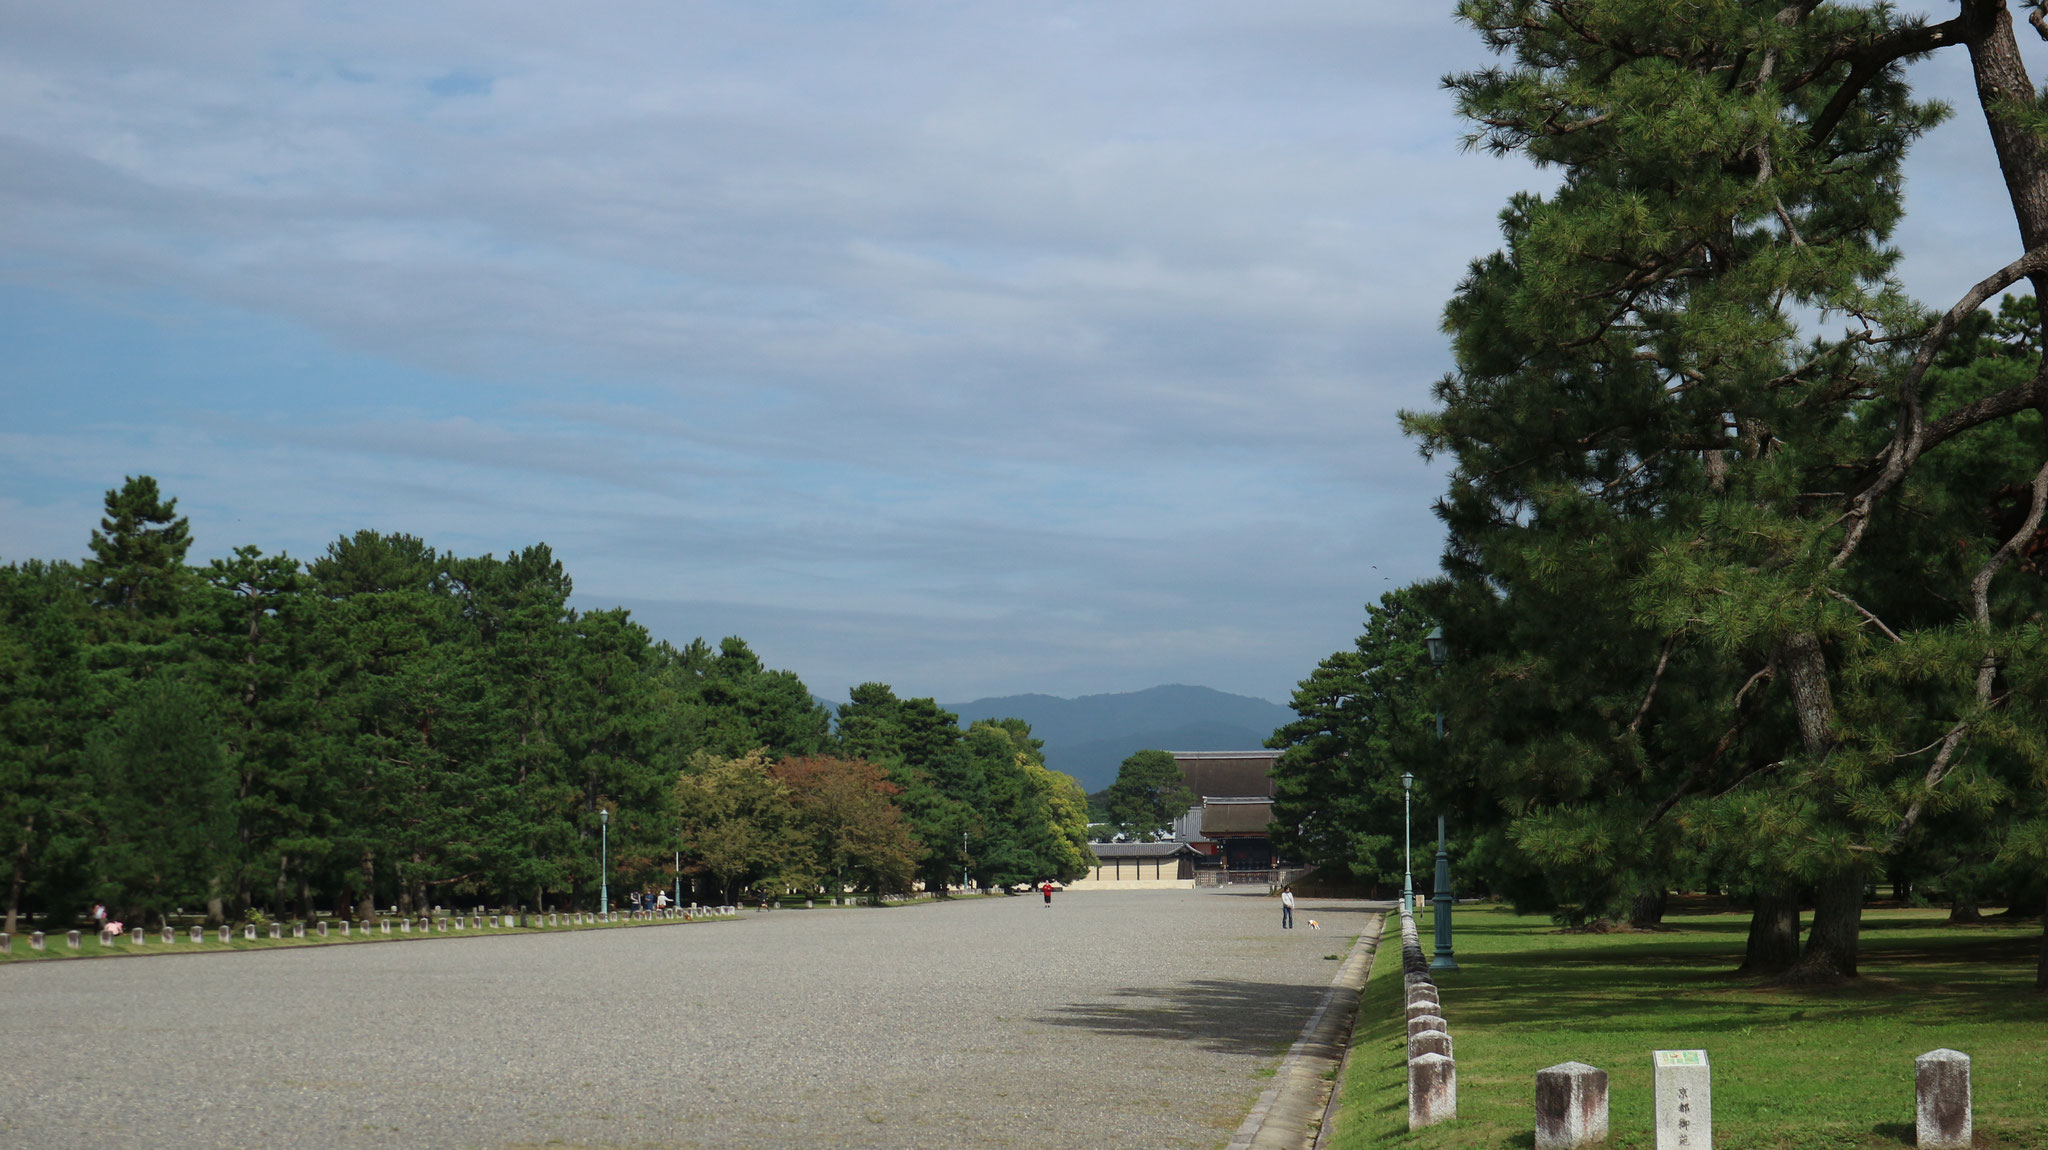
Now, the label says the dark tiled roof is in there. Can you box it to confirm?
[1089,841,1196,858]
[1173,751,1280,799]
[1200,799,1274,836]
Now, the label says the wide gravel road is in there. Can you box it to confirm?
[1,890,1382,1150]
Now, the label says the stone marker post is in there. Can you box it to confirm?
[131,927,143,944]
[68,930,81,949]
[32,931,45,950]
[291,922,305,939]
[316,922,328,938]
[1916,1049,1971,1150]
[1535,1061,1608,1150]
[1406,999,1443,1020]
[1409,1029,1452,1061]
[162,927,175,944]
[269,923,281,940]
[1408,1052,1456,1129]
[99,929,114,946]
[1408,1014,1447,1041]
[191,926,204,944]
[338,920,349,937]
[217,926,230,943]
[0,931,9,952]
[1653,1050,1710,1149]
[400,919,411,933]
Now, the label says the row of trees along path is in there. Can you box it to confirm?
[0,477,1093,933]
[1271,0,2048,989]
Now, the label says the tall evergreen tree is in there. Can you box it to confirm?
[1414,0,2048,982]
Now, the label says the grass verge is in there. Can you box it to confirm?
[1326,904,2048,1149]
[0,913,729,964]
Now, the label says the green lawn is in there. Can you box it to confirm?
[1327,904,2048,1149]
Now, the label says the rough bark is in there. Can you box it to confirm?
[357,850,378,922]
[1949,895,1982,924]
[1742,891,1803,974]
[2038,885,2048,992]
[1788,869,1865,982]
[1629,888,1668,929]
[6,816,31,936]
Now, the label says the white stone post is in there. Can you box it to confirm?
[1408,1052,1456,1129]
[1408,1028,1452,1061]
[31,931,45,950]
[161,926,174,944]
[191,926,204,944]
[1653,1050,1710,1150]
[1535,1061,1608,1150]
[1407,1014,1447,1041]
[1915,1049,1971,1150]
[217,926,230,943]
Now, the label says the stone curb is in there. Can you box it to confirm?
[1226,909,1388,1150]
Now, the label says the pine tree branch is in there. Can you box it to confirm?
[1825,589,1902,643]
[1883,454,2048,852]
[1833,240,2048,568]
[1626,636,1676,734]
[1803,16,1969,150]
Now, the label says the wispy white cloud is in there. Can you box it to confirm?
[3,1,2022,701]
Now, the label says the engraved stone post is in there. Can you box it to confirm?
[191,926,204,944]
[1408,1014,1447,1041]
[339,920,349,937]
[1535,1061,1608,1150]
[1653,1050,1710,1150]
[32,931,46,950]
[99,929,114,946]
[1915,1049,1971,1150]
[162,927,175,944]
[1408,1052,1456,1129]
[291,922,304,939]
[453,917,465,931]
[1406,998,1443,1020]
[399,919,411,933]
[217,926,230,943]
[1,931,10,952]
[316,922,328,938]
[68,930,82,949]
[381,918,391,933]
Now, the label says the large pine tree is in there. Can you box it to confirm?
[1416,0,2048,982]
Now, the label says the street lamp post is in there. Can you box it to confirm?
[674,846,682,912]
[599,808,610,916]
[1424,626,1458,971]
[1401,771,1415,914]
[962,831,969,894]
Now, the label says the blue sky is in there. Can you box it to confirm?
[0,3,2036,703]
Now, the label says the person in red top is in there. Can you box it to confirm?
[1040,880,1053,907]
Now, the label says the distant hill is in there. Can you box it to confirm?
[943,685,1294,793]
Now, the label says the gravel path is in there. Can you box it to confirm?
[0,891,1384,1150]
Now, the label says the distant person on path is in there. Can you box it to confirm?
[1040,880,1054,907]
[92,903,107,927]
[1281,888,1295,929]
[654,890,669,910]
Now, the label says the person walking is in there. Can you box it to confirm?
[1280,887,1295,930]
[1040,880,1054,907]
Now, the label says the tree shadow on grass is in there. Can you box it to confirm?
[1038,979,1325,1056]
[1431,912,2046,1032]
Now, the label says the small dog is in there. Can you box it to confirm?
[1306,918,1321,930]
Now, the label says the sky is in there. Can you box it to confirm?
[0,3,2038,705]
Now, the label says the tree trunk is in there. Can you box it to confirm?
[1949,894,1982,924]
[1789,869,1864,983]
[5,816,31,936]
[206,875,225,927]
[1741,891,1801,974]
[357,851,377,921]
[2037,884,2048,992]
[1629,888,1668,929]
